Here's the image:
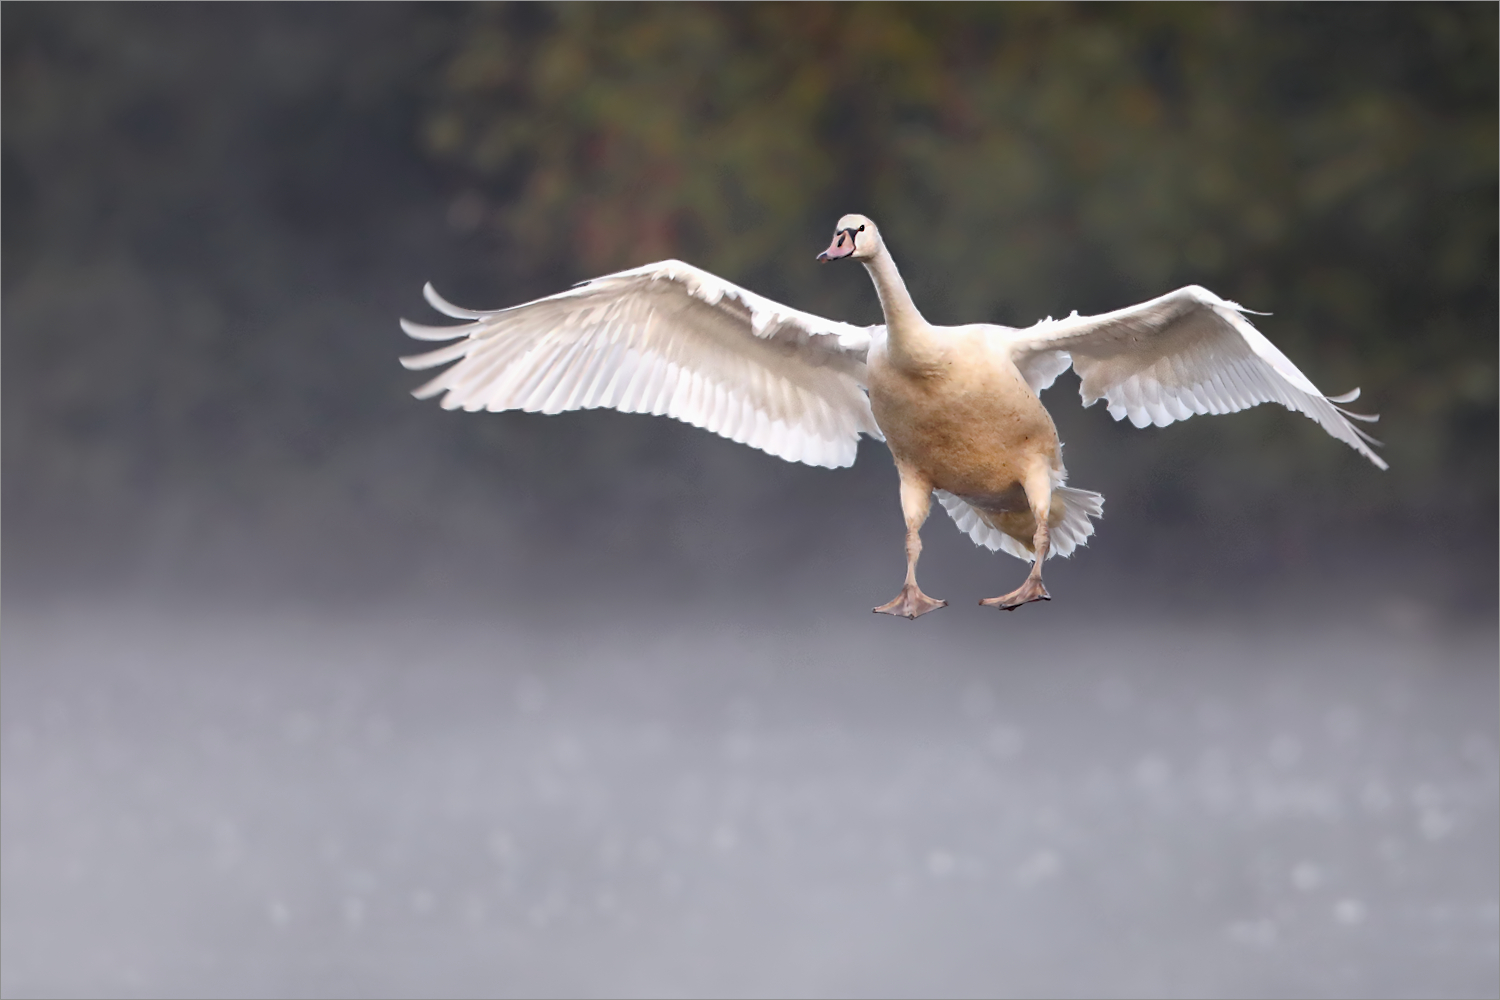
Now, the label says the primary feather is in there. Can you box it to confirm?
[1004,285,1386,469]
[400,260,884,469]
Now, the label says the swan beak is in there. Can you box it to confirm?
[817,230,857,262]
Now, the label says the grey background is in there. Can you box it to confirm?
[3,6,1495,998]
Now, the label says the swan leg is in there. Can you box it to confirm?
[874,468,947,620]
[982,463,1053,611]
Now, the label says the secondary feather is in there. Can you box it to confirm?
[400,259,884,469]
[1004,285,1386,469]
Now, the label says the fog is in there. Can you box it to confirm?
[3,596,1495,998]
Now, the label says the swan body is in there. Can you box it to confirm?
[402,214,1383,617]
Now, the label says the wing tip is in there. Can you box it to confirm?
[422,282,491,319]
[400,316,469,342]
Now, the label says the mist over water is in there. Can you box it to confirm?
[3,592,1495,998]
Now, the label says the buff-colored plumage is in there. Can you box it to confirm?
[403,215,1382,617]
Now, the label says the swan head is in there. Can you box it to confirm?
[817,214,880,262]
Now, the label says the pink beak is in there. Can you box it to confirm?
[817,229,857,261]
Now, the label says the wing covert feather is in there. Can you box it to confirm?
[1006,286,1387,469]
[401,261,884,468]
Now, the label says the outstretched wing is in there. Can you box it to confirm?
[1005,285,1386,469]
[401,260,883,469]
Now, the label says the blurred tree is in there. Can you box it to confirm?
[419,2,1496,570]
[2,4,472,593]
[2,3,1494,601]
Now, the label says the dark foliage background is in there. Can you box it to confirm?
[3,3,1495,610]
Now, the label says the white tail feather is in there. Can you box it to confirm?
[935,486,1104,563]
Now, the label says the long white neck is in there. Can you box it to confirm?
[863,246,939,372]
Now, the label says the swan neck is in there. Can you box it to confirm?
[863,249,925,330]
[863,247,939,371]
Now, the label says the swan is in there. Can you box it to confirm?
[401,214,1384,618]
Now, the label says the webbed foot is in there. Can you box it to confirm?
[980,577,1051,611]
[874,584,947,620]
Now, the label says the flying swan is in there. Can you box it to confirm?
[401,215,1384,618]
